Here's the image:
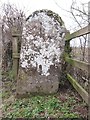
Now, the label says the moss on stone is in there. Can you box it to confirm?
[18,69,28,81]
[27,9,64,26]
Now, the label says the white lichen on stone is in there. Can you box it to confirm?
[20,10,66,76]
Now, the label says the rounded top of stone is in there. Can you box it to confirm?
[26,9,64,26]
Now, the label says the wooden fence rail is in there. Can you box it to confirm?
[65,25,90,41]
[65,25,90,104]
[65,56,90,72]
[67,74,88,104]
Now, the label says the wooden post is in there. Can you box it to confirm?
[64,31,71,70]
[88,2,90,119]
[65,31,72,55]
[0,19,2,118]
[12,26,20,78]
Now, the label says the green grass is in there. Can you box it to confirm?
[2,95,79,119]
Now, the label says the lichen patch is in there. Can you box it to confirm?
[20,10,66,76]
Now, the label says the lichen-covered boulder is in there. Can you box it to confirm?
[17,9,66,96]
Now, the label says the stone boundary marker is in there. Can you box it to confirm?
[16,10,67,96]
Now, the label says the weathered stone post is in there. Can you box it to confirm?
[16,10,67,97]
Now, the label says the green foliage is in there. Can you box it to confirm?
[3,95,80,118]
[3,70,15,80]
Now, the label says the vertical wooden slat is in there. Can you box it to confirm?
[65,31,71,54]
[88,33,90,120]
[0,20,2,118]
[12,26,19,78]
[64,31,72,70]
[88,2,90,119]
[12,37,18,78]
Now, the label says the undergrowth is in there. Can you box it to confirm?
[2,95,80,119]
